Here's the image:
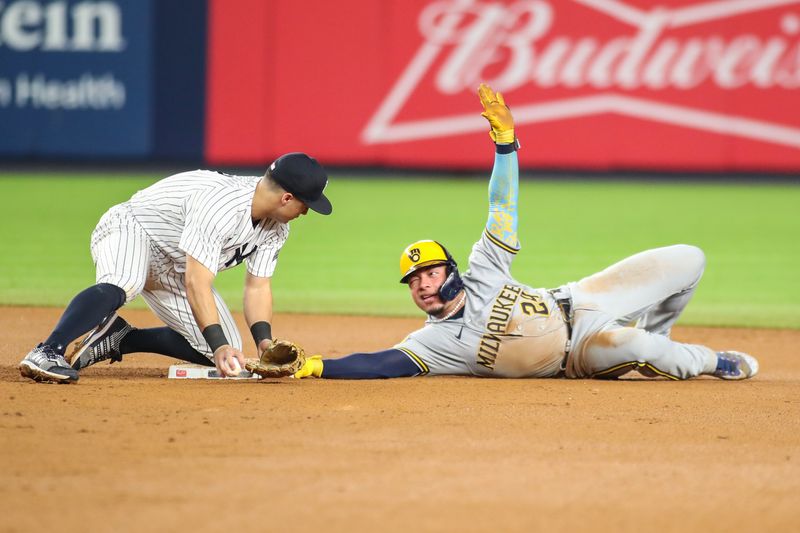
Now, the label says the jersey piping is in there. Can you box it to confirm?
[397,347,430,375]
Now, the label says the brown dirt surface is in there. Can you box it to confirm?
[1,306,798,533]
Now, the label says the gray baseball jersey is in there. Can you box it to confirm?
[395,232,569,378]
[393,144,716,380]
[395,237,718,380]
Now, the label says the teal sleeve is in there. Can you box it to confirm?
[485,149,520,250]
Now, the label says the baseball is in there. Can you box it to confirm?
[229,358,242,374]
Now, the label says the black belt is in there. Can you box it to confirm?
[548,288,574,371]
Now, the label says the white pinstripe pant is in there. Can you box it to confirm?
[90,204,242,359]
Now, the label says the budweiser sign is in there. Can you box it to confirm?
[363,0,800,150]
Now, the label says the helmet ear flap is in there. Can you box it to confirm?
[435,241,463,301]
[439,262,464,301]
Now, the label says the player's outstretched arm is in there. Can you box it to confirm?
[478,83,520,252]
[294,349,423,379]
[185,254,246,376]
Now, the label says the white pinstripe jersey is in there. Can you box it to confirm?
[126,170,288,277]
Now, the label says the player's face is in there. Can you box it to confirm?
[407,265,448,315]
[275,194,309,223]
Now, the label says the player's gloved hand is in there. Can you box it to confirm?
[245,339,305,378]
[478,83,515,144]
[294,355,324,379]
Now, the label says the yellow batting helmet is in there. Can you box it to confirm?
[399,240,452,283]
[399,240,464,300]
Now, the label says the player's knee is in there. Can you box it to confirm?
[96,272,145,305]
[119,284,144,303]
[93,283,128,309]
[96,277,144,303]
[664,244,705,278]
[674,244,706,277]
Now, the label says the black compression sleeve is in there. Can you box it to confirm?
[321,349,423,379]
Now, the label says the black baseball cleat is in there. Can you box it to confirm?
[69,313,135,370]
[19,344,79,383]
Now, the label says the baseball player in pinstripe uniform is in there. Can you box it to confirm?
[292,84,758,382]
[19,153,332,383]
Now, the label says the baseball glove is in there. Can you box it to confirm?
[245,339,306,378]
[478,83,515,144]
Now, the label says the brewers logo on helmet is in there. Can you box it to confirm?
[399,240,452,283]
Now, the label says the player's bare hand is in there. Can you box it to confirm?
[257,337,272,353]
[478,82,515,144]
[213,345,246,377]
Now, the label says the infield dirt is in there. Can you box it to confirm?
[1,306,798,533]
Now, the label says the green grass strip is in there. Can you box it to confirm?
[1,173,798,328]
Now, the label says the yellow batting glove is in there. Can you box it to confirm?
[294,355,324,379]
[478,83,515,144]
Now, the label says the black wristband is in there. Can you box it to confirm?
[202,324,229,353]
[495,138,520,154]
[250,321,272,347]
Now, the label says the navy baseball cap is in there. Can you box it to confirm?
[268,152,332,215]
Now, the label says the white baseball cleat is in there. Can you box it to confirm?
[712,351,759,380]
[19,344,80,383]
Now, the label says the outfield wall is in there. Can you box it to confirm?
[2,0,800,172]
[0,0,206,159]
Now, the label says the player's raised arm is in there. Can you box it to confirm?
[478,83,520,252]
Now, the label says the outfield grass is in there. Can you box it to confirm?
[1,173,798,328]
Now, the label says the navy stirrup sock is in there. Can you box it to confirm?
[120,327,214,367]
[45,283,126,355]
